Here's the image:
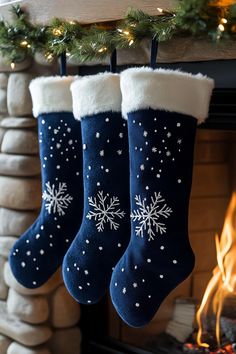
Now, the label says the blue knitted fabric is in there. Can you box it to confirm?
[9,77,83,289]
[110,68,214,327]
[63,74,130,304]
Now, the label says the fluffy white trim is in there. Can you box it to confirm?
[29,76,75,117]
[71,73,121,120]
[120,67,214,123]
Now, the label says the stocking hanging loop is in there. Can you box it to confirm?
[110,49,117,73]
[150,36,158,69]
[60,52,67,76]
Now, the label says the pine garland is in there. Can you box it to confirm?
[0,0,236,66]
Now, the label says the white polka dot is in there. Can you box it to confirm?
[87,283,90,286]
[135,303,140,307]
[99,246,103,251]
[121,268,124,272]
[145,186,149,190]
[82,251,85,255]
[49,235,53,238]
[57,225,61,229]
[40,249,44,255]
[142,279,145,283]
[148,295,152,298]
[33,281,37,285]
[105,169,109,173]
[65,239,69,243]
[105,118,110,122]
[133,283,138,288]
[67,267,70,272]
[50,243,53,247]
[173,259,178,264]
[83,144,87,150]
[159,274,164,279]
[36,234,40,240]
[56,165,60,169]
[177,122,181,127]
[118,243,122,247]
[74,263,77,267]
[86,239,90,244]
[147,258,151,263]
[26,251,31,256]
[178,179,182,184]
[79,286,83,290]
[160,246,165,250]
[96,132,100,138]
[115,282,118,287]
[134,265,138,270]
[84,270,89,275]
[87,300,91,303]
[36,267,39,270]
[42,120,45,125]
[21,262,26,268]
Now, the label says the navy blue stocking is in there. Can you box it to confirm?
[110,68,214,327]
[9,77,83,288]
[63,74,130,304]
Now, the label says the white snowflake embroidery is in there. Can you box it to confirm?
[131,192,172,241]
[86,191,125,232]
[42,182,73,216]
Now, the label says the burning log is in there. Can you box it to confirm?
[221,317,236,343]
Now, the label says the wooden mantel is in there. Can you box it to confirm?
[0,0,177,24]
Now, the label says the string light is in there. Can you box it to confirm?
[52,28,63,36]
[221,18,228,23]
[20,40,29,47]
[10,62,15,69]
[45,52,54,61]
[218,23,225,31]
[129,39,134,46]
[98,47,107,53]
[157,7,164,13]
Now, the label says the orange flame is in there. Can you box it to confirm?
[209,0,236,6]
[196,193,236,348]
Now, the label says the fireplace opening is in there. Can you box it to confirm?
[82,127,236,354]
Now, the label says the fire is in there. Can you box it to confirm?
[210,0,236,6]
[196,193,236,348]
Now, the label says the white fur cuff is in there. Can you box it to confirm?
[120,67,214,124]
[29,76,75,117]
[71,73,121,120]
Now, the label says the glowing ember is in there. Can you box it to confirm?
[196,193,236,349]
